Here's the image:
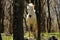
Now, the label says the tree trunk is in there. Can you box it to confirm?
[13,0,24,40]
[55,0,60,32]
[35,0,41,40]
[49,0,59,32]
[2,0,13,35]
[39,0,59,32]
[0,0,3,40]
[0,0,4,33]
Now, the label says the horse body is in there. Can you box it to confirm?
[26,3,38,38]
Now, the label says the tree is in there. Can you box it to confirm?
[0,0,3,40]
[1,0,13,35]
[0,0,4,33]
[48,0,59,32]
[38,0,59,32]
[35,0,41,40]
[13,0,24,40]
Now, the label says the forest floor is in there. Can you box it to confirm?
[1,32,60,40]
[24,32,60,40]
[41,32,60,40]
[1,33,13,40]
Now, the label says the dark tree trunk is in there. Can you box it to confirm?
[13,0,24,40]
[0,33,2,40]
[35,0,41,40]
[0,0,4,33]
[0,0,3,40]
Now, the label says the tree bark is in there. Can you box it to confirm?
[39,0,59,32]
[35,0,41,40]
[0,0,4,33]
[49,0,59,32]
[13,0,24,40]
[2,0,13,35]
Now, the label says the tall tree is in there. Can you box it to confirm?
[48,0,59,32]
[0,0,3,40]
[1,0,13,35]
[35,0,41,40]
[13,0,24,40]
[0,0,4,33]
[38,0,59,32]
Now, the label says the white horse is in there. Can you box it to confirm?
[26,3,38,38]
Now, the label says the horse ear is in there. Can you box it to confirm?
[34,10,36,12]
[27,5,29,9]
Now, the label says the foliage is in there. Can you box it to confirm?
[24,32,60,40]
[41,32,60,40]
[1,33,13,40]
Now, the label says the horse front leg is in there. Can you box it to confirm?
[32,23,37,39]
